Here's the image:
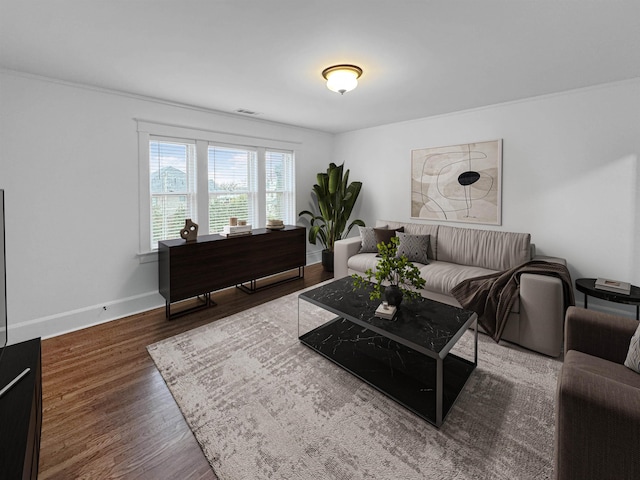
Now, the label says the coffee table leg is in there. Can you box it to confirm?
[436,358,443,427]
[474,317,478,365]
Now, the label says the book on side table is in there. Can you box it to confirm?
[594,278,631,295]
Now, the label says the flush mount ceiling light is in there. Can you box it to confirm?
[322,64,363,95]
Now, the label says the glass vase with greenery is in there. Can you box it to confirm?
[352,236,426,306]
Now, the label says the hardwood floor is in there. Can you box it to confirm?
[38,264,333,480]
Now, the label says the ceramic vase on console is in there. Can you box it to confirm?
[384,285,403,307]
[180,219,199,242]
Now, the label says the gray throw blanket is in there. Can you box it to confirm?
[450,260,575,343]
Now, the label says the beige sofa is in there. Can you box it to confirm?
[334,220,568,357]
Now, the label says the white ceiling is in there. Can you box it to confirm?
[2,1,640,134]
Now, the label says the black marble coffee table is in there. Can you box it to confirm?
[298,276,478,427]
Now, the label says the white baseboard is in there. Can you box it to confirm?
[306,250,322,265]
[8,258,324,344]
[7,291,165,344]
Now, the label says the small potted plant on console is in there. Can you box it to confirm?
[352,236,426,308]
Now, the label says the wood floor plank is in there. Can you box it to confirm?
[38,264,332,479]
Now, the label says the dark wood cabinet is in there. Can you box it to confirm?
[0,338,42,480]
[159,226,306,317]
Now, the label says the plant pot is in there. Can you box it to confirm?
[321,249,334,272]
[384,285,403,307]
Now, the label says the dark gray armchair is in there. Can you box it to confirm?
[554,306,640,480]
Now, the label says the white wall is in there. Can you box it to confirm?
[334,79,640,316]
[2,72,638,341]
[0,71,333,343]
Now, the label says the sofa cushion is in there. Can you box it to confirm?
[418,261,497,296]
[396,232,430,265]
[374,227,404,250]
[437,225,531,271]
[347,253,381,274]
[624,321,640,374]
[358,225,386,253]
[567,349,640,388]
[378,220,439,259]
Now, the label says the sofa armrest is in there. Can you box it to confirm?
[555,355,640,480]
[334,236,362,279]
[564,306,637,364]
[518,273,565,356]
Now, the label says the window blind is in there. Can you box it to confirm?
[149,139,196,249]
[265,150,295,223]
[207,145,258,234]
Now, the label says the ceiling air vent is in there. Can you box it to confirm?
[235,108,259,115]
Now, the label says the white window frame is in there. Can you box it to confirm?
[147,136,198,250]
[136,120,299,260]
[265,149,296,224]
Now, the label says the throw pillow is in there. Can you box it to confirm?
[624,321,640,374]
[374,227,405,251]
[396,232,430,264]
[359,225,387,253]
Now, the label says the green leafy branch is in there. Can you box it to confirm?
[352,236,426,301]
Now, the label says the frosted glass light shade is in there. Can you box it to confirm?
[322,64,363,95]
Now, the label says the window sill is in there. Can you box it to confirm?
[137,251,158,264]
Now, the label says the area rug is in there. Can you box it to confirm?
[147,286,561,480]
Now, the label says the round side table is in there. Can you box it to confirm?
[575,278,640,320]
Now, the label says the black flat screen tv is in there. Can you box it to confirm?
[0,190,6,361]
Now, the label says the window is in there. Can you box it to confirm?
[265,150,295,222]
[137,120,297,254]
[208,146,258,234]
[149,140,196,250]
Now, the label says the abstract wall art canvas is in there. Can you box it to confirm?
[411,139,502,225]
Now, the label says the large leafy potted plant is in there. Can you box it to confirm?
[352,236,426,306]
[299,162,365,271]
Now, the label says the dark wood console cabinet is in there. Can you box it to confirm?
[159,226,306,318]
[0,338,42,480]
